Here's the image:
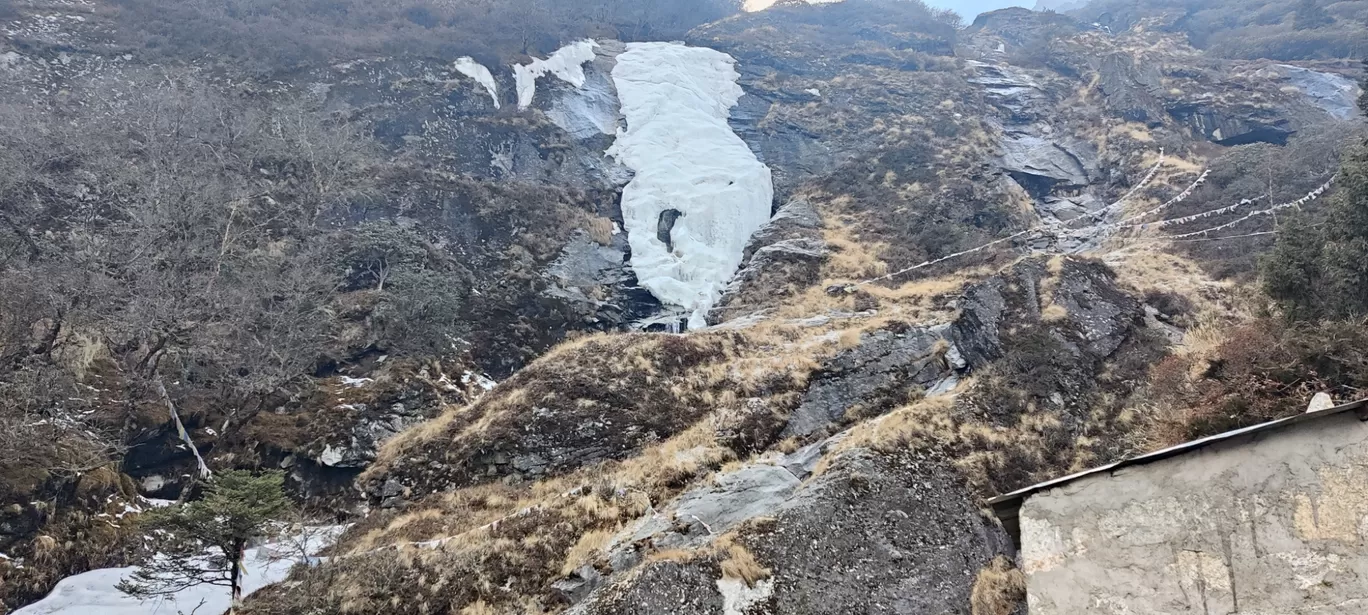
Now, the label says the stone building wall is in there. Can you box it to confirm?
[1019,411,1368,614]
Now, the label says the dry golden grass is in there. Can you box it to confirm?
[1041,303,1069,322]
[1113,122,1154,143]
[719,544,771,587]
[970,556,1027,615]
[823,222,890,280]
[561,529,616,576]
[830,396,957,457]
[459,600,497,615]
[584,216,616,246]
[1102,244,1253,351]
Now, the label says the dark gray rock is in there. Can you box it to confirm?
[546,232,633,288]
[952,256,1142,369]
[967,61,1048,122]
[951,275,1012,369]
[999,131,1096,193]
[1166,102,1295,146]
[576,559,724,615]
[751,450,1015,615]
[968,62,1098,198]
[544,230,658,328]
[578,449,1016,615]
[671,464,802,538]
[781,326,958,439]
[1093,52,1166,124]
[553,566,605,605]
[1277,65,1362,121]
[778,435,846,480]
[1037,194,1105,223]
[709,198,827,325]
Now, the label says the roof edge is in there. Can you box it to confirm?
[987,398,1368,540]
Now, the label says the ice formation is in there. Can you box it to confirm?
[607,42,774,329]
[453,57,500,108]
[14,526,342,615]
[513,40,598,110]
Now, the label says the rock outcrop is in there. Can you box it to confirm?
[575,449,1014,615]
[709,198,827,325]
[781,325,962,439]
[358,333,801,502]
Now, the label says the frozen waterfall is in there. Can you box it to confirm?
[607,42,774,329]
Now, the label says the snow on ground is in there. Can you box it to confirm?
[453,57,500,108]
[513,40,598,109]
[607,42,774,328]
[15,526,344,615]
[744,0,844,11]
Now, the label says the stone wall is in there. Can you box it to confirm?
[1019,410,1368,614]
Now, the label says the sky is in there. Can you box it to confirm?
[924,0,1035,21]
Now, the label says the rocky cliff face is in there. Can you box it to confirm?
[2,0,1365,613]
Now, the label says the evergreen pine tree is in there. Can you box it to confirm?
[1261,213,1327,320]
[118,470,292,612]
[1359,59,1367,118]
[1261,69,1368,321]
[1320,144,1368,316]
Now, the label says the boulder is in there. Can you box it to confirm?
[670,464,802,539]
[952,256,1143,369]
[998,131,1096,195]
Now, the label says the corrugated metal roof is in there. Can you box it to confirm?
[987,397,1368,547]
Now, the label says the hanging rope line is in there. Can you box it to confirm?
[704,156,1338,324]
[1109,169,1211,228]
[1158,230,1279,243]
[157,379,212,480]
[855,229,1037,286]
[1129,175,1333,231]
[1069,151,1167,226]
[1146,177,1336,240]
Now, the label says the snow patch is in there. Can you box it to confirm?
[513,40,598,110]
[138,475,167,495]
[744,0,844,11]
[319,445,344,467]
[717,577,774,615]
[608,42,774,328]
[454,57,500,108]
[339,376,373,388]
[15,526,344,615]
[461,371,497,392]
[1278,64,1362,120]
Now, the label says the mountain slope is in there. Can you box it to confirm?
[1,0,1366,613]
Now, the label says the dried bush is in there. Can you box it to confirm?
[970,556,1027,615]
[1138,318,1368,449]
